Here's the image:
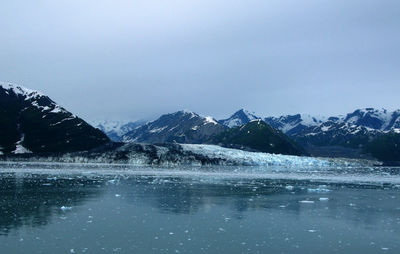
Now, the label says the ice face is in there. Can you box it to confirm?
[181,144,349,168]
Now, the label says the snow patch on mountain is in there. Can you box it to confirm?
[0,81,44,100]
[149,126,168,133]
[204,116,218,125]
[13,134,32,154]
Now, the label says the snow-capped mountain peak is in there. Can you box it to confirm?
[219,109,261,128]
[264,113,327,136]
[91,120,130,134]
[0,81,45,101]
[0,81,69,115]
[204,116,218,125]
[91,119,146,141]
[343,108,393,130]
[0,81,109,154]
[297,114,328,127]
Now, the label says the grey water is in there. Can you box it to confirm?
[0,163,399,253]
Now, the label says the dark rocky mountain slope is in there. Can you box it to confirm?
[0,82,109,154]
[210,120,305,156]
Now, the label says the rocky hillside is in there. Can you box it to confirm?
[210,120,305,156]
[0,82,109,154]
[363,130,400,164]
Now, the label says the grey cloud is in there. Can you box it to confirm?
[1,0,399,121]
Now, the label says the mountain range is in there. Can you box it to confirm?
[122,110,226,144]
[105,108,400,144]
[105,108,400,161]
[1,82,399,163]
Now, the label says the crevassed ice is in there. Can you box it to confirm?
[181,144,332,167]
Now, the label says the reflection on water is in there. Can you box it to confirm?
[0,172,104,236]
[0,165,399,253]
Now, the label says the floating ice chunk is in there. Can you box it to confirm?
[115,194,121,197]
[308,229,317,233]
[319,197,329,201]
[60,206,72,211]
[107,179,119,185]
[299,200,315,204]
[285,185,294,191]
[307,187,331,193]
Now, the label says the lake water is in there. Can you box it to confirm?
[0,162,399,253]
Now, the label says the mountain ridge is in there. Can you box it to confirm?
[0,82,110,154]
[122,110,226,144]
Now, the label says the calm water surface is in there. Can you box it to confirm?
[0,163,399,253]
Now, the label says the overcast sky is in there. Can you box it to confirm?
[1,0,400,121]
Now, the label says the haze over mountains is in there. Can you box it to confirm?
[91,120,145,141]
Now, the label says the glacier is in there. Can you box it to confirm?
[180,144,366,167]
[3,143,375,168]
